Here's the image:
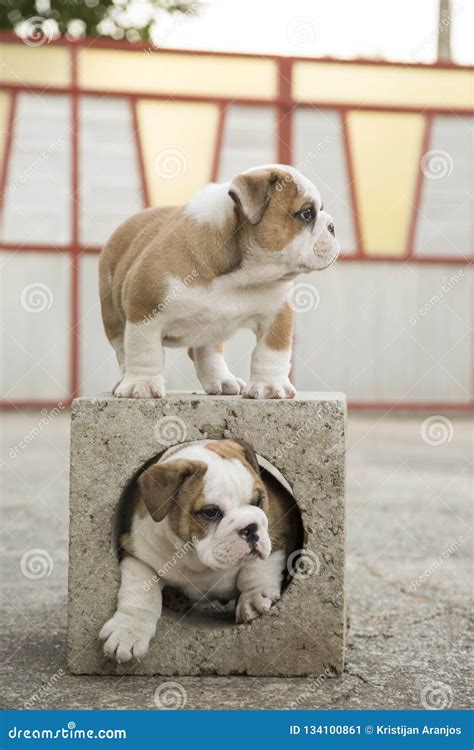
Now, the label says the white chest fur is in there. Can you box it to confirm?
[160,271,291,347]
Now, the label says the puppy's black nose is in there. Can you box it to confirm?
[328,222,335,236]
[239,523,259,545]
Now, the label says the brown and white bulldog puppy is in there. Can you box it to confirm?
[99,164,339,400]
[99,439,300,663]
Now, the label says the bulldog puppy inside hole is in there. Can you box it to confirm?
[100,439,302,664]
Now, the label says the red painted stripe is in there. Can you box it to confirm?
[210,103,227,183]
[348,402,473,412]
[0,241,72,253]
[70,46,80,399]
[0,90,17,214]
[277,58,293,165]
[0,399,72,411]
[130,97,150,208]
[340,109,364,258]
[404,114,433,259]
[0,81,472,116]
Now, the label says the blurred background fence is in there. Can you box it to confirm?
[0,32,472,408]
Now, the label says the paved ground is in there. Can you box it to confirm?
[1,408,472,710]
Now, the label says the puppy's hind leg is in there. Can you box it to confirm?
[189,343,245,396]
[100,555,163,663]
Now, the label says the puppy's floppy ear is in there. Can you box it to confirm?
[228,170,278,225]
[137,459,207,522]
[232,439,261,475]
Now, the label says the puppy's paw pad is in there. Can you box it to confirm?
[243,381,296,400]
[100,613,153,663]
[206,375,245,396]
[113,375,166,399]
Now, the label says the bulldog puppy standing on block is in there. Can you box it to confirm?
[99,164,339,399]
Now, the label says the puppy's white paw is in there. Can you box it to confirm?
[205,375,246,396]
[235,587,281,624]
[113,374,166,399]
[99,612,155,663]
[243,380,296,400]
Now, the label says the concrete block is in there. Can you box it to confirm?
[67,392,346,677]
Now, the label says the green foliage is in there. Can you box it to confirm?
[0,0,198,42]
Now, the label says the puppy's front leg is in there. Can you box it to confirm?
[114,319,166,399]
[236,550,285,623]
[244,303,296,399]
[100,555,163,663]
[189,344,245,396]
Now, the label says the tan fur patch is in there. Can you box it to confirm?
[264,302,294,351]
[99,204,241,329]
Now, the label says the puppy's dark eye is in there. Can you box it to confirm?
[200,506,222,521]
[297,206,315,223]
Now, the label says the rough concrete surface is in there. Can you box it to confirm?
[1,405,472,709]
[68,393,346,677]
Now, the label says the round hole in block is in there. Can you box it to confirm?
[113,441,304,629]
